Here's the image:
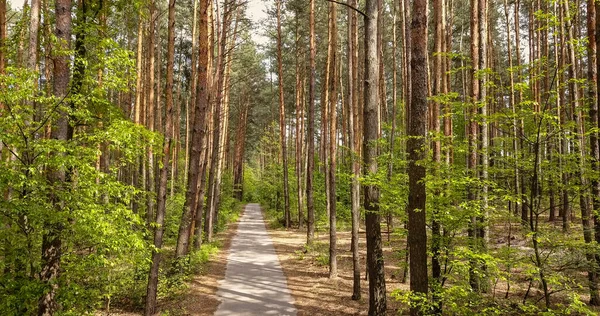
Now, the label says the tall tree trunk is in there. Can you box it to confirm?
[468,0,481,292]
[176,0,209,260]
[134,12,144,125]
[276,0,291,228]
[38,0,71,313]
[327,1,338,279]
[0,0,4,113]
[295,12,304,228]
[145,0,176,313]
[146,1,157,232]
[408,0,428,314]
[594,1,600,306]
[186,0,199,182]
[306,0,316,245]
[364,1,386,314]
[477,0,489,292]
[233,93,248,201]
[348,0,360,301]
[515,0,527,223]
[431,0,444,311]
[327,3,338,278]
[205,0,231,243]
[211,5,238,231]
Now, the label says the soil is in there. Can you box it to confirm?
[266,220,407,316]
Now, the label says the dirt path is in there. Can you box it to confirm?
[214,203,297,316]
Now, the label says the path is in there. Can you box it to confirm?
[215,203,297,316]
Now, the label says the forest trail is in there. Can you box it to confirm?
[214,204,297,316]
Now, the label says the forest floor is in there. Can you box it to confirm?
[99,210,241,316]
[266,213,600,316]
[158,219,241,316]
[267,220,407,316]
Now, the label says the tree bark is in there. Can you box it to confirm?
[38,0,71,314]
[276,0,291,228]
[145,0,176,313]
[348,0,361,300]
[327,1,338,279]
[27,0,41,72]
[295,11,304,228]
[468,0,481,292]
[408,0,428,314]
[364,1,386,314]
[176,0,210,260]
[306,0,316,245]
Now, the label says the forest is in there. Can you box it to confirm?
[2,0,600,315]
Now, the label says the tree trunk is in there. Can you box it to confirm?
[146,0,157,234]
[0,0,4,113]
[233,94,248,201]
[27,0,40,72]
[477,0,489,292]
[408,0,428,314]
[431,0,444,303]
[176,0,209,260]
[348,0,360,300]
[306,0,316,245]
[364,1,387,314]
[145,0,175,313]
[295,12,304,228]
[276,0,291,228]
[594,1,600,306]
[468,0,481,292]
[579,0,600,304]
[38,0,71,313]
[205,0,231,243]
[327,1,338,280]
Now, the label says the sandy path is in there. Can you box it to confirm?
[214,203,297,316]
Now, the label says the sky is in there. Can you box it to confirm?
[8,0,24,8]
[8,0,269,45]
[246,0,269,46]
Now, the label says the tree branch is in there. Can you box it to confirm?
[323,0,367,18]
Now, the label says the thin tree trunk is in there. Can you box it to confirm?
[348,0,360,300]
[326,1,338,279]
[295,11,304,228]
[0,0,4,117]
[186,0,199,181]
[306,0,316,245]
[146,1,157,231]
[468,0,481,292]
[478,0,489,292]
[594,1,600,306]
[145,0,176,313]
[276,0,291,228]
[431,0,444,311]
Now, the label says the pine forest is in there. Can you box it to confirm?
[3,0,600,315]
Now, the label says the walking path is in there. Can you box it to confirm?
[215,203,297,316]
